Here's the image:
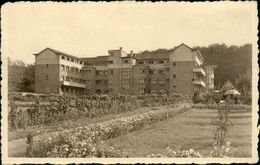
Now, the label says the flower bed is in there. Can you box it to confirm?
[192,104,251,111]
[31,103,192,157]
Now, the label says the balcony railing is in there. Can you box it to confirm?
[193,79,206,87]
[60,81,86,88]
[193,67,206,76]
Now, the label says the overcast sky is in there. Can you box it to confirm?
[2,2,257,64]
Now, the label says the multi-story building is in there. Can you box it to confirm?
[203,65,217,93]
[34,43,215,96]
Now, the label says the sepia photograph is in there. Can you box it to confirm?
[1,1,258,164]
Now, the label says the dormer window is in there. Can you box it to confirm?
[124,60,129,64]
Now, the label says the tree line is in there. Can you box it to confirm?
[195,43,252,94]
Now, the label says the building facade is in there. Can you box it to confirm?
[34,43,216,96]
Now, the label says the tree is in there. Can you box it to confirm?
[222,80,235,92]
[8,58,35,92]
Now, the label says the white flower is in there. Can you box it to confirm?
[225,147,230,152]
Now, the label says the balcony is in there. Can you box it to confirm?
[193,79,206,87]
[60,81,86,88]
[193,67,205,76]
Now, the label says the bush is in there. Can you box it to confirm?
[192,91,204,104]
[32,103,192,157]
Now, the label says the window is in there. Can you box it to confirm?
[151,89,156,94]
[149,69,155,74]
[75,68,79,74]
[67,57,70,61]
[46,75,49,80]
[149,61,154,64]
[96,71,100,75]
[173,62,176,67]
[66,76,70,81]
[139,79,145,84]
[124,60,129,64]
[139,68,145,74]
[138,61,144,64]
[66,66,70,72]
[61,65,65,71]
[108,61,113,64]
[122,68,131,79]
[109,80,113,84]
[60,75,65,81]
[159,70,164,74]
[110,70,114,74]
[172,85,176,91]
[166,67,170,71]
[71,59,74,62]
[61,56,65,59]
[122,84,130,90]
[139,89,145,95]
[173,74,176,78]
[96,80,101,84]
[159,60,164,64]
[46,64,49,68]
[151,79,156,84]
[159,79,165,84]
[70,67,75,73]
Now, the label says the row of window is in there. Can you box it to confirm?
[139,78,167,84]
[61,75,86,84]
[138,60,169,65]
[139,68,170,74]
[61,56,84,65]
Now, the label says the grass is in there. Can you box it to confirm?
[104,108,252,157]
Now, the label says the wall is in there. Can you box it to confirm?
[169,61,195,96]
[35,64,60,94]
[35,49,60,94]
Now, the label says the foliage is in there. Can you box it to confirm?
[192,104,251,111]
[212,109,233,146]
[8,59,35,92]
[192,91,205,104]
[8,94,189,129]
[148,148,202,158]
[208,141,234,158]
[195,44,252,87]
[222,80,235,92]
[31,104,191,157]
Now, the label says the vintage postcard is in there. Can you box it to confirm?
[1,1,258,164]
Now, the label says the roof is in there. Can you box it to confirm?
[34,47,85,62]
[135,51,170,60]
[203,64,217,69]
[135,43,196,60]
[81,55,108,62]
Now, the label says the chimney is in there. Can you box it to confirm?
[119,47,123,51]
[129,50,134,57]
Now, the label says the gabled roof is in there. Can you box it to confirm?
[34,47,85,62]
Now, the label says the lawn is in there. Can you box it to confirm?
[104,108,252,157]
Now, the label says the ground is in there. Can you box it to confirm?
[8,107,252,158]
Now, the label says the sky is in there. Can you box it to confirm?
[2,2,258,64]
